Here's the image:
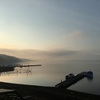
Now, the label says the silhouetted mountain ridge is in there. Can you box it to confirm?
[0,54,21,64]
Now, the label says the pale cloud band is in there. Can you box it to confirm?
[0,49,100,63]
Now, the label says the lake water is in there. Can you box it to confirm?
[0,61,100,95]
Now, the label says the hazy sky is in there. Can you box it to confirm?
[0,0,100,51]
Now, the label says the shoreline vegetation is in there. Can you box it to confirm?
[0,82,99,100]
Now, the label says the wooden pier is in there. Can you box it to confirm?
[0,64,42,68]
[15,64,42,67]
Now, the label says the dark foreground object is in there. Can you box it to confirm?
[0,89,26,100]
[0,82,99,100]
[55,71,93,88]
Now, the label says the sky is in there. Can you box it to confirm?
[0,0,100,61]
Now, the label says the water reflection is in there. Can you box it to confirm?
[0,67,32,76]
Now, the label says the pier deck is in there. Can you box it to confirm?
[55,71,93,89]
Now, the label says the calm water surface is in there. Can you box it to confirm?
[0,61,100,95]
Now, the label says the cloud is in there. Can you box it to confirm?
[65,31,88,40]
[62,31,99,51]
[0,48,76,59]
